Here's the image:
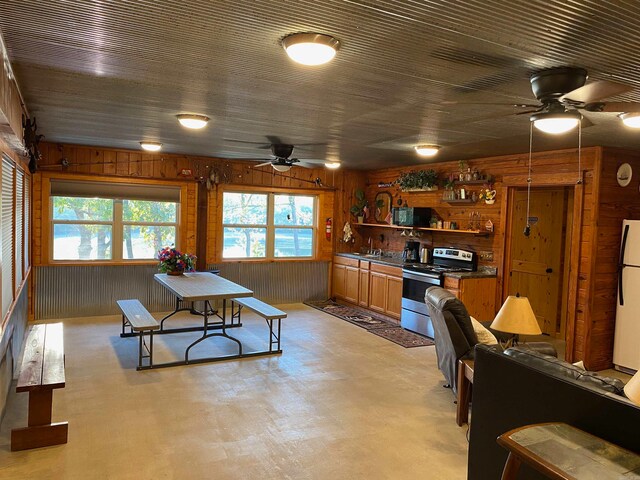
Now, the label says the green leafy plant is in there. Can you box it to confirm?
[350,189,368,217]
[397,169,439,190]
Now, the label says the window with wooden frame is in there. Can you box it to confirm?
[222,191,316,259]
[50,179,180,261]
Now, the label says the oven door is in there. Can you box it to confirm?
[401,270,442,338]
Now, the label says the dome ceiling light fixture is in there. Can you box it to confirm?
[140,141,162,152]
[325,162,341,169]
[530,110,582,134]
[414,145,440,157]
[176,114,210,129]
[619,112,640,128]
[272,164,292,172]
[282,33,340,66]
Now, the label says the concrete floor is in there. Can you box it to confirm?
[0,304,469,480]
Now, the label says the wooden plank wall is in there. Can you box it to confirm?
[364,147,602,366]
[588,148,640,369]
[36,142,344,265]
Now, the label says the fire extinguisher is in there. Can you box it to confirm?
[325,217,332,240]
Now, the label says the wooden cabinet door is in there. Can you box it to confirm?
[344,266,360,304]
[385,275,403,319]
[369,271,387,313]
[459,277,497,321]
[359,269,370,307]
[332,264,346,299]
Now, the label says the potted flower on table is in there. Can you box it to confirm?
[158,247,197,275]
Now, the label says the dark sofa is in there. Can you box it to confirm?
[468,344,640,480]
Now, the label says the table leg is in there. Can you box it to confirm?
[500,453,522,480]
[456,359,472,426]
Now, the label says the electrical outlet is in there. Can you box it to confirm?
[479,251,494,261]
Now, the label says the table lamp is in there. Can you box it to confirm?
[624,370,640,406]
[490,293,542,349]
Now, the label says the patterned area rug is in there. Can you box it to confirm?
[304,300,434,348]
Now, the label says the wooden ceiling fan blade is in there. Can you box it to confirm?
[254,162,273,168]
[585,101,640,113]
[561,80,633,104]
[514,109,544,116]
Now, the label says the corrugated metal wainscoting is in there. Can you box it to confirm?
[34,262,329,319]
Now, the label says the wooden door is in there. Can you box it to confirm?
[332,264,346,299]
[369,271,387,313]
[359,269,370,307]
[385,275,403,319]
[507,189,567,336]
[344,266,360,304]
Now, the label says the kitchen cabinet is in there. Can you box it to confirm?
[332,256,402,320]
[369,263,403,319]
[444,276,497,321]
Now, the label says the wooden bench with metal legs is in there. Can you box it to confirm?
[11,322,68,451]
[231,297,286,353]
[117,299,160,370]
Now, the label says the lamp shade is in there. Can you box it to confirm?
[490,294,542,336]
[624,370,640,405]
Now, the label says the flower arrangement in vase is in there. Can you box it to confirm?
[158,247,197,275]
[479,182,497,205]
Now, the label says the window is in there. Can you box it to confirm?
[50,180,180,261]
[222,191,316,259]
[2,157,14,319]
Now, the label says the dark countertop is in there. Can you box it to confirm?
[335,252,497,278]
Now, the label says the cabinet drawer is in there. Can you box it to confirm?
[444,276,460,290]
[359,260,370,270]
[334,255,359,267]
[370,263,402,277]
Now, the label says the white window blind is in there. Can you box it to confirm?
[1,157,14,319]
[24,174,30,275]
[15,169,23,288]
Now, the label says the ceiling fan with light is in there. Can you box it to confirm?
[226,136,332,171]
[449,67,640,134]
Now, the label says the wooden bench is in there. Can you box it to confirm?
[231,297,286,353]
[11,322,68,451]
[117,299,159,370]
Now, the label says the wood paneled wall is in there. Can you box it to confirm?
[36,142,347,265]
[361,147,640,370]
[588,148,640,369]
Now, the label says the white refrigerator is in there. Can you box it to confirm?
[614,219,640,372]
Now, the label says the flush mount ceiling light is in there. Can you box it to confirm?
[414,145,440,157]
[530,110,581,134]
[282,33,340,66]
[619,112,640,128]
[325,162,341,169]
[272,164,292,172]
[140,141,162,152]
[176,114,209,129]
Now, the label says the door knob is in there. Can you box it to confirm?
[546,268,553,273]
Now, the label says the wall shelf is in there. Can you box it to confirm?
[354,223,487,235]
[454,179,487,185]
[444,199,476,204]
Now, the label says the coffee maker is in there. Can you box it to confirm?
[402,240,420,263]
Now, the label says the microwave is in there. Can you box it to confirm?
[392,207,432,227]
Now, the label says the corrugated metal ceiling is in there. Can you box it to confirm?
[1,0,640,168]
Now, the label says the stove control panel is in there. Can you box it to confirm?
[432,248,475,262]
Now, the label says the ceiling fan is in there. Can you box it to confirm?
[448,67,640,133]
[226,136,330,171]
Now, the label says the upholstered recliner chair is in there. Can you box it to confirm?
[424,286,556,394]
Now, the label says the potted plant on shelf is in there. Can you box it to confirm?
[443,173,456,200]
[350,188,368,223]
[158,247,197,275]
[397,169,439,192]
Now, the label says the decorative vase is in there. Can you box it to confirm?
[485,199,495,205]
[357,216,364,224]
[167,269,184,276]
